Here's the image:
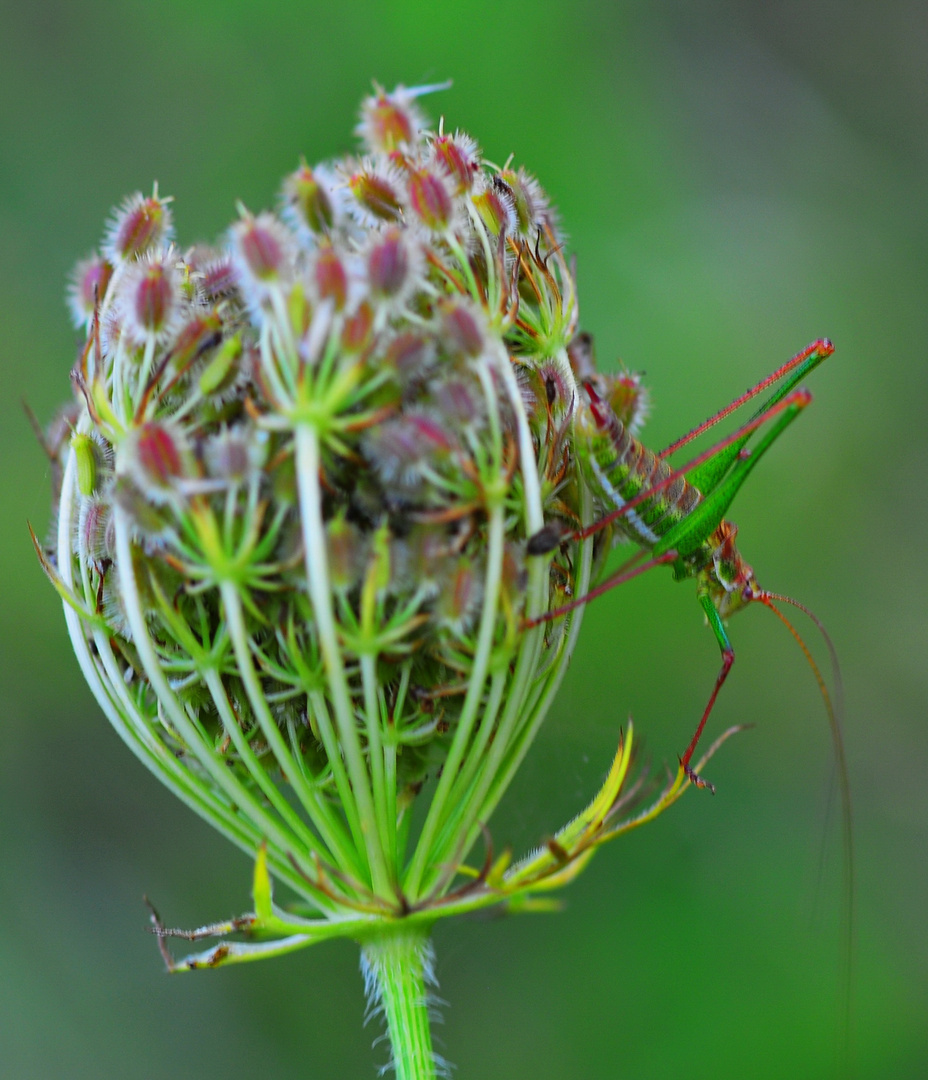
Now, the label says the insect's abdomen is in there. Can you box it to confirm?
[578,397,702,549]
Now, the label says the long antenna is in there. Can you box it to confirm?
[756,590,854,1069]
[763,590,846,723]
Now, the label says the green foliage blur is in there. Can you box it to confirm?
[2,1,925,1076]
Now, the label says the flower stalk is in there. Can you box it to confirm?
[362,929,440,1080]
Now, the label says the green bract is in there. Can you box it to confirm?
[40,83,720,1076]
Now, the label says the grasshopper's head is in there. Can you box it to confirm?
[707,520,760,619]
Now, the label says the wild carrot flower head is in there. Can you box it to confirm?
[38,83,702,967]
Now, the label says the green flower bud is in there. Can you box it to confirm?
[71,432,98,497]
[282,161,336,237]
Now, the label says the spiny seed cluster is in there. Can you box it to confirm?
[49,84,647,824]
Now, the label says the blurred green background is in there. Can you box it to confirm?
[2,1,925,1076]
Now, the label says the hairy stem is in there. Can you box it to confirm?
[362,929,440,1080]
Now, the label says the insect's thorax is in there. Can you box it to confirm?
[694,520,758,618]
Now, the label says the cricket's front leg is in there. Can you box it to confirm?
[678,594,736,795]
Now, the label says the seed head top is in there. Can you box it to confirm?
[40,83,663,920]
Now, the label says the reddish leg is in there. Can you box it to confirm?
[658,338,832,459]
[523,549,678,628]
[527,383,813,559]
[678,593,738,793]
[569,388,811,547]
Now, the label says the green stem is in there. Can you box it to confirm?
[404,503,505,899]
[434,465,597,880]
[362,929,438,1080]
[294,422,390,895]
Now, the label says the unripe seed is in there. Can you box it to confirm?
[365,412,452,490]
[407,167,453,231]
[117,253,183,347]
[74,496,113,563]
[67,255,112,328]
[122,421,190,502]
[341,301,374,354]
[104,186,173,262]
[283,161,335,235]
[499,167,549,236]
[349,169,403,221]
[229,211,294,318]
[440,301,484,358]
[432,377,480,427]
[357,85,425,154]
[232,212,291,283]
[203,426,265,484]
[198,254,239,301]
[313,241,348,310]
[384,331,433,379]
[472,179,517,237]
[136,265,171,332]
[137,424,183,483]
[368,228,410,298]
[431,132,479,193]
